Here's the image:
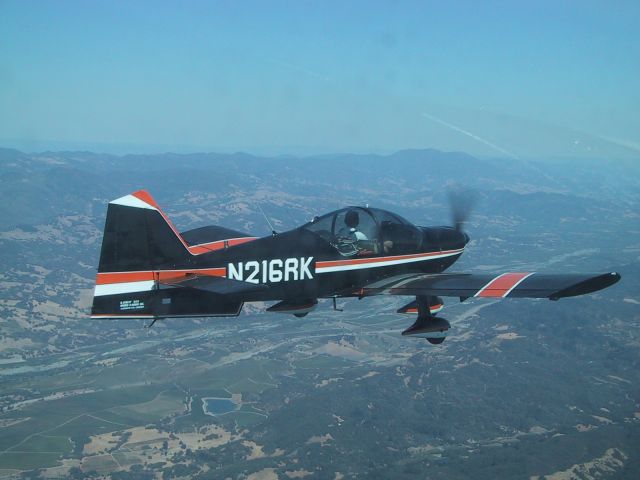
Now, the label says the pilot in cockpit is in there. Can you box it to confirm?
[332,209,395,256]
[334,209,375,256]
[344,210,368,241]
[344,209,393,254]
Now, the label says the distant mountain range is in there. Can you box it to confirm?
[1,147,637,230]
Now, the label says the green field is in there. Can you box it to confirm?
[227,411,267,429]
[0,384,169,470]
[109,389,185,422]
[228,377,275,394]
[0,451,62,470]
[15,434,72,454]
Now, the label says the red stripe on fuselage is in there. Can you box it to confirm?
[96,249,462,286]
[187,237,258,254]
[475,272,531,298]
[96,267,227,285]
[316,249,462,269]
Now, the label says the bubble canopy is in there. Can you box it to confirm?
[302,207,421,256]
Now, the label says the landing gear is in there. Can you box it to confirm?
[401,295,450,344]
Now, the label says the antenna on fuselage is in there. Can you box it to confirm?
[258,204,277,236]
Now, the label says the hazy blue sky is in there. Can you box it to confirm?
[1,1,638,158]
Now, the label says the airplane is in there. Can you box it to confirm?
[91,190,621,344]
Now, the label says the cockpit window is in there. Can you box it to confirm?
[368,208,412,226]
[305,213,334,238]
[303,207,420,256]
[372,209,421,254]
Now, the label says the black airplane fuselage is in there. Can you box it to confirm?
[179,223,468,303]
[92,198,468,318]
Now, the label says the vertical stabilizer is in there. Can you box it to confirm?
[97,190,191,274]
[91,190,243,319]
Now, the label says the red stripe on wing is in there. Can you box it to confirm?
[475,272,531,297]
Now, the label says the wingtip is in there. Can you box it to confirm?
[550,272,622,300]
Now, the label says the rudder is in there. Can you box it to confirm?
[97,190,191,273]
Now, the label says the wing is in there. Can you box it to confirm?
[359,271,621,300]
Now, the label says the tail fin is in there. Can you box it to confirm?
[91,191,242,319]
[91,190,188,318]
[97,190,190,273]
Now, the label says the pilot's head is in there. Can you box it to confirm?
[345,210,359,229]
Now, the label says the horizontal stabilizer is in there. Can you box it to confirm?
[91,287,243,319]
[161,274,269,296]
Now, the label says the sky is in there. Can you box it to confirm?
[1,0,638,158]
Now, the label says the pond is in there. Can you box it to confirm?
[202,397,238,416]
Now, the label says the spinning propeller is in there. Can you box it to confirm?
[447,186,476,239]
